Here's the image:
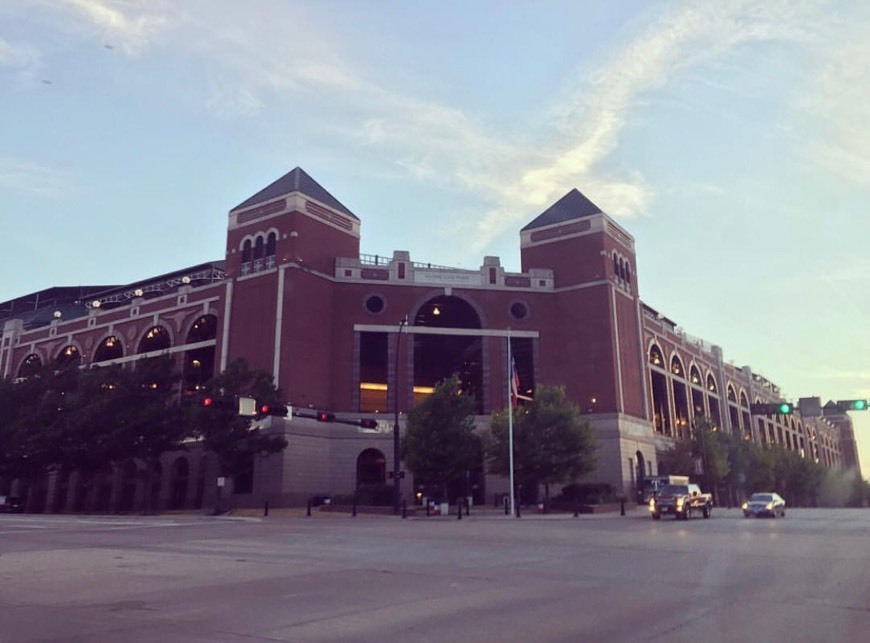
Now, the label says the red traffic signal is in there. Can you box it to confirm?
[259,404,289,418]
[201,396,235,411]
[317,411,335,422]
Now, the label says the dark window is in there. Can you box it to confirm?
[365,295,385,314]
[510,301,528,321]
[266,232,276,256]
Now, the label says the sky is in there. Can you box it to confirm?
[1,0,868,476]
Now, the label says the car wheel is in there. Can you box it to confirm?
[703,506,711,519]
[770,511,776,519]
[652,512,661,520]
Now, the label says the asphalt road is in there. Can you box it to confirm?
[1,507,868,642]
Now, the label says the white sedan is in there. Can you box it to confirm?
[742,492,786,518]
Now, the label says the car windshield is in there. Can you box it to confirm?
[750,494,773,502]
[660,485,688,495]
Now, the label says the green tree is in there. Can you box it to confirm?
[186,358,288,512]
[402,375,481,503]
[487,385,598,506]
[692,417,730,503]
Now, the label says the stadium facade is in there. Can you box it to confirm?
[0,168,857,512]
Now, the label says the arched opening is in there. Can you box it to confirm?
[706,374,721,428]
[18,353,42,378]
[649,343,669,435]
[670,355,689,439]
[55,345,80,370]
[148,461,163,512]
[356,448,386,487]
[413,296,484,413]
[183,315,217,394]
[93,336,123,364]
[138,326,170,354]
[169,457,189,510]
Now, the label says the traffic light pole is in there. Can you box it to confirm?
[393,316,408,516]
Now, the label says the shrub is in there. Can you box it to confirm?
[558,482,617,505]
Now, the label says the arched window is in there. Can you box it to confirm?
[727,385,737,402]
[254,235,264,260]
[242,239,252,262]
[690,365,702,386]
[670,355,684,376]
[56,345,81,370]
[266,232,276,257]
[613,253,619,278]
[18,353,42,378]
[93,336,123,363]
[706,373,718,393]
[138,326,171,354]
[649,344,664,367]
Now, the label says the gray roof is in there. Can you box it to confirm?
[231,167,357,219]
[521,188,602,232]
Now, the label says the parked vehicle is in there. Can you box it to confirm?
[649,483,713,520]
[0,496,25,514]
[641,475,690,503]
[742,492,786,518]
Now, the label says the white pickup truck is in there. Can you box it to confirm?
[649,483,713,520]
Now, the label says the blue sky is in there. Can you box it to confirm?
[2,0,868,476]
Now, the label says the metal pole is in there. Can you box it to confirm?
[393,316,408,515]
[507,333,516,518]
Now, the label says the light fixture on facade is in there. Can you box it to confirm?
[134,288,144,297]
[92,300,101,308]
[53,311,62,319]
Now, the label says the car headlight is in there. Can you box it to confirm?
[676,497,684,507]
[741,502,748,510]
[649,499,656,510]
[766,502,773,510]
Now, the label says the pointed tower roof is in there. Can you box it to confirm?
[521,188,602,232]
[231,167,357,219]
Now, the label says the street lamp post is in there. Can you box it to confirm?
[393,315,408,515]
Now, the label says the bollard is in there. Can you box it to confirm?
[457,501,462,520]
[306,499,311,517]
[426,501,430,517]
[573,501,579,518]
[516,502,521,518]
[352,498,357,517]
[504,496,509,515]
[402,500,407,519]
[465,497,470,516]
[620,498,626,516]
[264,500,269,517]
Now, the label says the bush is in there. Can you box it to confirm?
[333,483,393,507]
[558,482,617,505]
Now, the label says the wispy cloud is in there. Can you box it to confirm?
[0,37,40,69]
[58,0,171,54]
[0,158,72,198]
[25,0,864,251]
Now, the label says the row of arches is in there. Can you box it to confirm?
[17,315,218,380]
[240,230,278,275]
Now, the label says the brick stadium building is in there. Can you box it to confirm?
[0,168,857,512]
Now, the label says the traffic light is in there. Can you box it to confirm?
[837,399,868,412]
[258,404,290,418]
[749,402,793,416]
[316,411,335,422]
[201,396,235,411]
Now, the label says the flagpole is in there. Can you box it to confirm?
[507,331,515,518]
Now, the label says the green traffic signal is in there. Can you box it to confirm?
[836,399,868,412]
[778,402,793,414]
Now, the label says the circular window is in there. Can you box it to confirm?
[365,295,385,314]
[509,301,528,321]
